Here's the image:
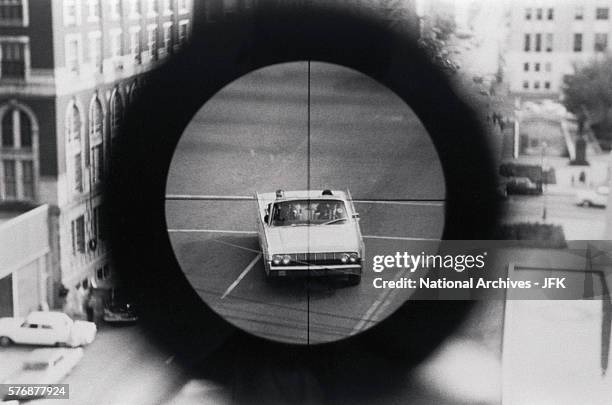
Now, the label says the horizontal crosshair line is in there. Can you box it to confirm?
[165,194,445,205]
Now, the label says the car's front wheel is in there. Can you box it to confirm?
[0,336,12,347]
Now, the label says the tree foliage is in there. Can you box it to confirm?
[563,55,612,141]
[418,13,459,73]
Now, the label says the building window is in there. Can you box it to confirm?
[595,33,608,52]
[536,8,542,20]
[0,0,27,26]
[89,97,103,185]
[525,8,531,20]
[71,216,86,254]
[128,0,140,18]
[87,0,100,21]
[66,103,82,193]
[545,62,551,72]
[178,20,189,45]
[544,81,551,90]
[547,8,553,20]
[67,104,80,142]
[523,62,529,72]
[110,0,121,19]
[74,152,83,192]
[575,6,584,20]
[146,25,157,60]
[65,36,81,74]
[88,32,102,72]
[110,90,123,157]
[596,7,609,20]
[535,63,540,72]
[534,81,540,89]
[573,33,583,52]
[2,108,31,147]
[1,104,36,200]
[2,159,15,197]
[545,33,553,52]
[64,0,80,26]
[523,81,529,90]
[524,34,530,52]
[110,29,122,59]
[535,33,541,52]
[129,27,141,64]
[0,41,25,79]
[162,22,172,54]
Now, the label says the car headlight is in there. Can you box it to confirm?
[282,255,291,265]
[349,253,359,263]
[272,255,282,265]
[340,253,350,263]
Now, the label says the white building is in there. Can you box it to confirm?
[505,0,612,97]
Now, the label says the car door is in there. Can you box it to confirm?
[13,322,42,344]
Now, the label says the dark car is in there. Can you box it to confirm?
[103,291,138,323]
[505,177,542,195]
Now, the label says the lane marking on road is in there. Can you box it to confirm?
[168,229,437,241]
[363,235,440,241]
[211,238,262,254]
[353,200,444,207]
[221,253,262,299]
[166,194,445,207]
[166,194,254,200]
[167,228,257,235]
[350,265,413,335]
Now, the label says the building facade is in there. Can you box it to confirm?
[505,0,612,97]
[0,0,193,310]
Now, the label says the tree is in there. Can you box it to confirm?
[418,13,459,73]
[563,55,612,148]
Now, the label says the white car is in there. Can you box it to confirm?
[256,189,365,285]
[0,311,96,348]
[2,348,82,400]
[576,186,609,207]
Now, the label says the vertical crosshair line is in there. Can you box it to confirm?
[307,60,311,345]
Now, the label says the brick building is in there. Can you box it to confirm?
[0,0,193,311]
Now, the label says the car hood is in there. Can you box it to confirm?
[265,224,360,254]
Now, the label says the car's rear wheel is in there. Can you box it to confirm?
[0,336,12,347]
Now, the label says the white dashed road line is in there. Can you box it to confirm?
[221,253,262,299]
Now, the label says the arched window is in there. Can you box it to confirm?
[66,102,83,193]
[89,97,104,185]
[110,90,123,160]
[67,103,81,142]
[0,104,37,200]
[110,90,123,139]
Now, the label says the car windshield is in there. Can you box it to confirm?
[271,199,348,226]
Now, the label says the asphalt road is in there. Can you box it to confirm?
[0,325,185,405]
[502,193,606,240]
[165,62,446,344]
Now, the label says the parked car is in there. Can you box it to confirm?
[576,186,609,207]
[103,290,138,323]
[0,311,96,348]
[255,189,364,285]
[505,177,542,195]
[2,348,82,400]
